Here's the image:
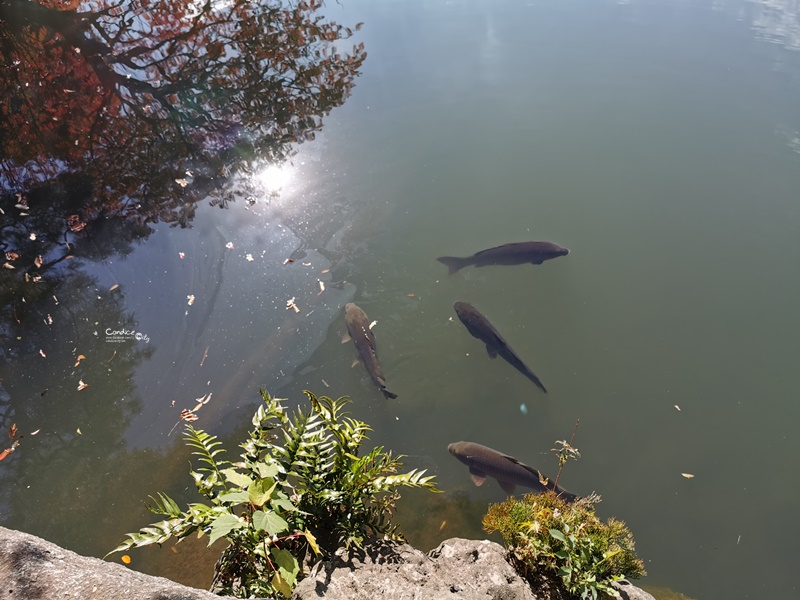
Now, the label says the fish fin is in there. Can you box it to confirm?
[341,332,352,344]
[436,256,466,275]
[351,358,360,368]
[530,259,545,265]
[499,480,516,495]
[486,344,498,359]
[382,389,398,400]
[469,468,487,487]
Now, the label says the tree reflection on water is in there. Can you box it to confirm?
[0,0,366,225]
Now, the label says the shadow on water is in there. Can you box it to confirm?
[0,0,365,574]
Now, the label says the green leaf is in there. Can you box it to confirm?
[271,571,293,598]
[257,462,280,479]
[217,490,249,505]
[271,547,300,580]
[252,510,288,535]
[221,468,253,489]
[550,528,568,544]
[207,513,243,546]
[248,477,277,507]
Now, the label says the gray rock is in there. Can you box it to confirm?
[0,526,222,600]
[291,537,539,600]
[612,580,658,600]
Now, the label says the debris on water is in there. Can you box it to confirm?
[368,320,377,329]
[77,380,89,391]
[246,254,254,261]
[39,349,46,358]
[29,233,36,241]
[34,255,43,269]
[109,284,119,292]
[30,429,40,436]
[121,555,132,565]
[318,280,325,295]
[178,252,185,259]
[674,405,681,411]
[407,293,416,297]
[302,262,311,266]
[45,314,53,325]
[681,473,694,479]
[322,379,330,388]
[286,297,300,313]
[283,258,294,264]
[187,294,195,306]
[74,354,86,367]
[519,403,528,415]
[175,178,189,187]
[76,428,82,435]
[200,346,209,366]
[225,242,234,249]
[2,262,14,270]
[321,268,330,274]
[9,424,18,439]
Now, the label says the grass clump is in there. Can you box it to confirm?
[107,390,438,598]
[483,491,645,600]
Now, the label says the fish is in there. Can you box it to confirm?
[342,303,398,399]
[448,441,578,501]
[437,241,569,275]
[453,301,547,393]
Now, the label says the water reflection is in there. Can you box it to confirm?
[0,0,366,223]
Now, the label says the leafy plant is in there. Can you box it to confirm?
[107,390,439,598]
[482,431,645,600]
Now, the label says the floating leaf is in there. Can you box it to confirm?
[2,262,14,270]
[9,424,18,439]
[674,405,681,411]
[187,295,195,306]
[77,380,89,391]
[34,255,43,269]
[681,473,695,479]
[109,284,119,292]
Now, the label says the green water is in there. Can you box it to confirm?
[2,1,799,598]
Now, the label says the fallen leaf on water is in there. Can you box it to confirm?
[9,424,18,439]
[39,349,46,358]
[179,409,199,423]
[121,555,132,565]
[76,428,82,435]
[407,293,416,297]
[246,254,254,262]
[225,242,234,249]
[283,258,294,264]
[109,284,119,292]
[5,251,19,261]
[77,380,89,391]
[191,393,212,412]
[286,297,300,313]
[178,252,185,260]
[674,405,681,411]
[369,320,377,329]
[175,178,189,187]
[45,314,53,325]
[187,295,195,306]
[681,473,695,479]
[34,255,43,269]
[74,354,86,367]
[30,429,40,436]
[321,268,330,274]
[2,262,14,270]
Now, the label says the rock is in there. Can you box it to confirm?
[291,537,539,600]
[0,526,223,600]
[613,580,658,600]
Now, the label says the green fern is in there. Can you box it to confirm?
[108,389,439,598]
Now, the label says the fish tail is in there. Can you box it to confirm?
[436,256,468,275]
[526,370,548,393]
[382,388,398,400]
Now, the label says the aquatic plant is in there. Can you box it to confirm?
[107,390,438,598]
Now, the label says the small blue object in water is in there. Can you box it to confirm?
[519,403,528,415]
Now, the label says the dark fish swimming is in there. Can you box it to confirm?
[437,241,569,275]
[342,303,398,400]
[448,441,578,501]
[453,301,547,393]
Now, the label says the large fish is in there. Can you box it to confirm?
[437,241,569,275]
[453,301,547,393]
[342,303,398,400]
[448,441,578,501]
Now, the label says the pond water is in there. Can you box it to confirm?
[2,0,799,598]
